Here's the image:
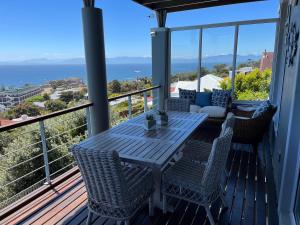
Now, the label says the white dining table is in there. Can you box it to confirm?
[75,111,208,209]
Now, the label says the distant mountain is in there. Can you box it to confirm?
[172,54,260,64]
[0,58,85,65]
[106,57,151,64]
[203,54,260,64]
[0,54,261,65]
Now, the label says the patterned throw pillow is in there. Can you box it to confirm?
[211,89,231,108]
[252,100,271,118]
[179,88,196,104]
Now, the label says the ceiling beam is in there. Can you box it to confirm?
[133,0,264,13]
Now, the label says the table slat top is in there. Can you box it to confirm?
[73,111,207,168]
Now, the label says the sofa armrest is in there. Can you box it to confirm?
[232,108,255,118]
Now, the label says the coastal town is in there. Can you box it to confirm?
[0,51,273,127]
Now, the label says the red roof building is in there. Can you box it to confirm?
[0,118,15,127]
[260,51,274,71]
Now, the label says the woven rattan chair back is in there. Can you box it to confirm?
[201,128,233,194]
[72,147,130,208]
[220,113,235,136]
[165,98,190,112]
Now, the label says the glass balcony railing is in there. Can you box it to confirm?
[169,18,278,102]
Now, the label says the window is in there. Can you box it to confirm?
[169,21,278,102]
[170,30,199,97]
[232,23,277,101]
[201,27,234,92]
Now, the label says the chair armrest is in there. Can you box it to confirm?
[232,108,255,118]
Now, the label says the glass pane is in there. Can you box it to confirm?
[202,27,234,92]
[295,174,300,224]
[233,23,277,101]
[170,30,199,97]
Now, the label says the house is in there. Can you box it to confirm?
[0,118,15,127]
[170,74,222,97]
[229,66,253,78]
[0,86,42,108]
[0,1,299,225]
[260,51,274,71]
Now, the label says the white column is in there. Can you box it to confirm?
[151,28,170,110]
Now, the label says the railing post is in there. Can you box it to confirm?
[128,95,132,119]
[144,92,148,112]
[231,25,239,98]
[85,107,92,137]
[197,28,203,92]
[39,120,51,185]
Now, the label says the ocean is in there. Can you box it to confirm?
[0,63,216,87]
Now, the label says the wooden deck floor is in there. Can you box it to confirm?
[0,127,279,225]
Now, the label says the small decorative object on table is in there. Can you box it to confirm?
[157,110,168,125]
[144,113,156,130]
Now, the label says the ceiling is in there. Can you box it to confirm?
[132,0,264,13]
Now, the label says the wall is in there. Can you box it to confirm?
[270,0,300,223]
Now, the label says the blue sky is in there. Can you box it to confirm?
[0,0,279,62]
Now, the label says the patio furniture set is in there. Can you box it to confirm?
[71,90,276,225]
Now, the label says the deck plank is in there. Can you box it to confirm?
[2,173,83,225]
[0,127,278,225]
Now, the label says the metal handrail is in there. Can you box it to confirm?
[108,85,160,101]
[0,85,161,132]
[0,102,93,132]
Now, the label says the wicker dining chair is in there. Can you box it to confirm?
[162,128,233,225]
[71,146,154,225]
[183,112,235,163]
[165,98,190,112]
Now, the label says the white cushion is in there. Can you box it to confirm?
[200,106,226,118]
[190,104,201,113]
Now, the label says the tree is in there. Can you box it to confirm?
[171,72,197,82]
[213,64,229,77]
[200,67,210,76]
[25,95,44,103]
[0,111,87,205]
[45,100,67,112]
[43,93,50,101]
[59,91,74,103]
[219,77,232,90]
[4,103,41,119]
[219,68,272,100]
[237,60,261,69]
[109,80,122,93]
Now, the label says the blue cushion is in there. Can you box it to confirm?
[211,89,231,108]
[179,88,196,104]
[195,92,212,107]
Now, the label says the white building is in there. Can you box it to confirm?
[170,74,222,97]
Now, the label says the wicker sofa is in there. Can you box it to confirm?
[175,89,232,127]
[232,105,277,153]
